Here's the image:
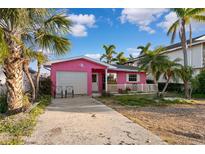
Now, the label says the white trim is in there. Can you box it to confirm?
[108,68,141,72]
[126,73,139,82]
[105,69,108,92]
[92,73,98,83]
[44,56,116,69]
[201,43,203,68]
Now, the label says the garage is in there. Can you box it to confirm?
[56,71,88,95]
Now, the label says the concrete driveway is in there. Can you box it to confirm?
[26,96,166,145]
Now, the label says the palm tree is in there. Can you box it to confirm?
[161,58,182,96]
[100,45,116,64]
[34,52,48,97]
[22,49,36,102]
[0,9,71,113]
[138,44,169,85]
[168,8,205,98]
[114,52,128,64]
[137,42,151,56]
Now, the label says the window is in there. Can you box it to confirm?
[92,74,97,82]
[107,73,117,84]
[127,74,138,82]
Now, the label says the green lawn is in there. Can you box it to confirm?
[99,94,194,107]
[0,95,51,145]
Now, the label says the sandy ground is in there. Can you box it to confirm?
[100,98,205,144]
[25,96,165,145]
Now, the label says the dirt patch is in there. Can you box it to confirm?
[99,98,205,144]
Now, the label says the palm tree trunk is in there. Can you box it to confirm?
[36,63,41,97]
[180,20,188,67]
[23,59,36,102]
[184,80,189,98]
[161,76,171,97]
[3,39,23,113]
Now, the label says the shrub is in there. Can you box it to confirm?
[101,90,112,97]
[118,88,128,94]
[39,77,51,95]
[158,82,183,93]
[191,70,205,94]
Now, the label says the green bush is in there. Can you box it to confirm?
[101,90,112,97]
[0,95,7,113]
[158,82,183,93]
[191,70,205,95]
[0,95,51,144]
[39,77,51,95]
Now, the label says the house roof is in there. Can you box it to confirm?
[43,56,116,69]
[44,56,140,72]
[126,34,205,63]
[109,64,141,72]
[111,64,138,70]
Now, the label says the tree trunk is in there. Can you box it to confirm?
[180,20,188,67]
[23,59,36,102]
[184,80,189,98]
[3,37,23,114]
[161,76,171,97]
[36,63,41,98]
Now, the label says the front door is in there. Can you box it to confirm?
[92,73,98,92]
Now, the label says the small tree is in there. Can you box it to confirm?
[138,44,169,85]
[34,52,48,97]
[161,58,182,97]
[177,66,193,98]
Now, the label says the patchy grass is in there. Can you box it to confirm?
[0,95,51,145]
[97,94,205,144]
[99,94,193,107]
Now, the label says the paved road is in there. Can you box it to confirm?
[25,96,166,144]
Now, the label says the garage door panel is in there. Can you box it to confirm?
[56,71,87,94]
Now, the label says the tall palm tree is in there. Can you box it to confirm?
[0,9,71,113]
[138,44,169,85]
[168,8,205,66]
[168,8,205,98]
[114,52,128,64]
[34,52,48,97]
[100,45,116,64]
[161,58,182,96]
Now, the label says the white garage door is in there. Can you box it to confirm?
[56,71,87,94]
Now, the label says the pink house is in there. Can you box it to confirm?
[44,56,147,96]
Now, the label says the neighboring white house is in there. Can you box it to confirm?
[126,34,205,83]
[0,66,37,94]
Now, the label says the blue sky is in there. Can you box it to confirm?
[31,8,205,72]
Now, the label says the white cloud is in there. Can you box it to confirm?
[126,48,141,57]
[68,14,96,37]
[70,24,87,37]
[120,8,168,34]
[85,53,101,59]
[157,12,205,33]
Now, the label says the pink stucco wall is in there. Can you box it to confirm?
[108,70,146,84]
[51,58,107,96]
[51,58,147,96]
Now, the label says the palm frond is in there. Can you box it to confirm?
[35,30,71,55]
[192,15,205,22]
[167,20,179,43]
[187,8,205,16]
